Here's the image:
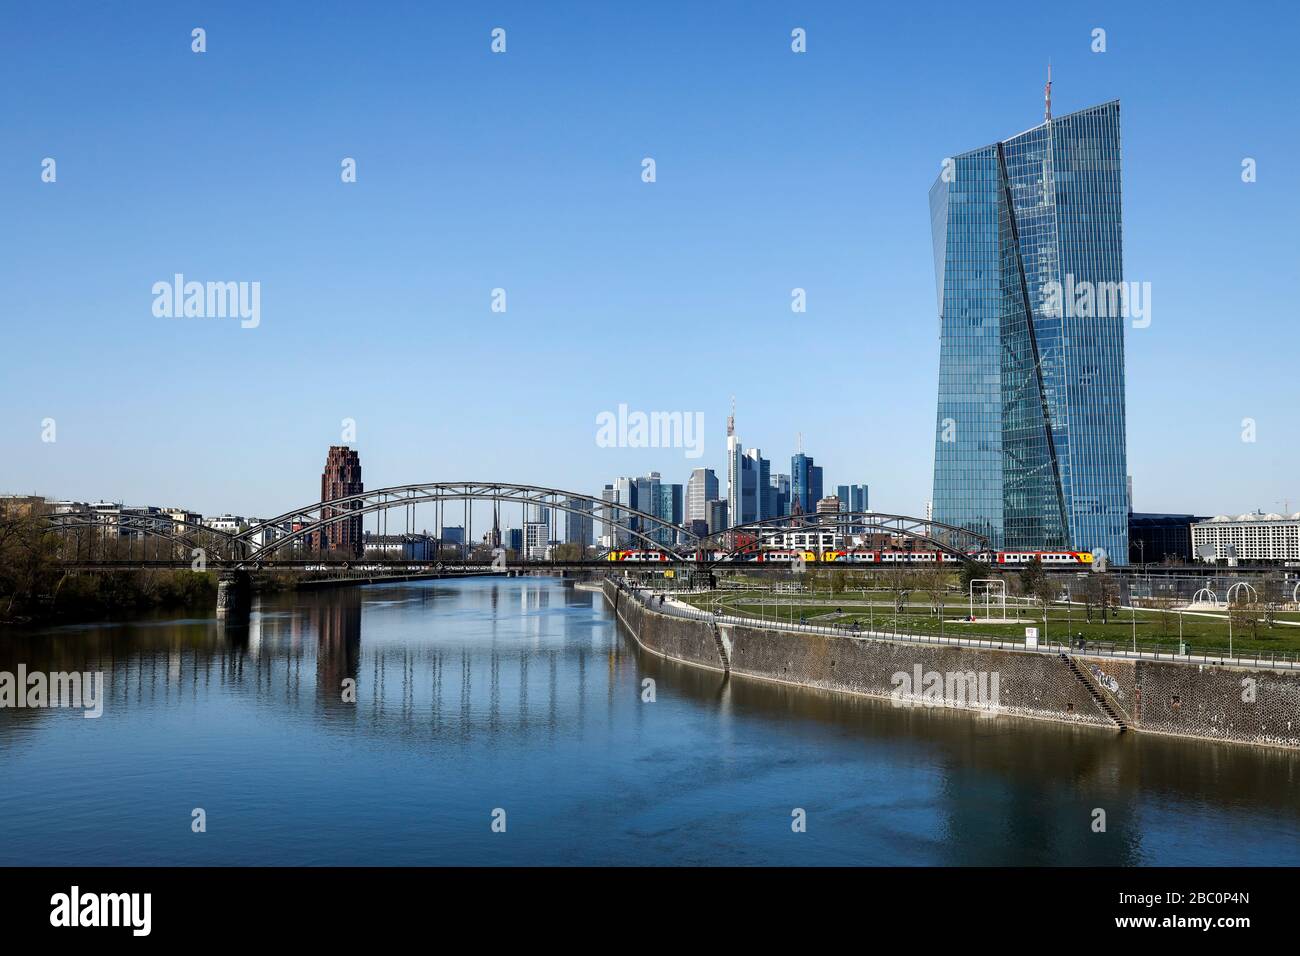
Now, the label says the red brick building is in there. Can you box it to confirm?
[315,446,363,556]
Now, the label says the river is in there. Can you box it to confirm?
[2,576,1297,865]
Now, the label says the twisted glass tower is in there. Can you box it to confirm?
[929,99,1128,563]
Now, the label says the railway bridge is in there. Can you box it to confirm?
[39,481,988,611]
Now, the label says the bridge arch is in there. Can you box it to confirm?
[237,482,702,566]
[43,512,246,562]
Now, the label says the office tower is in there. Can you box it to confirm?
[523,522,549,560]
[657,483,683,545]
[791,453,823,516]
[745,449,772,521]
[611,476,636,547]
[316,446,363,556]
[707,499,728,535]
[836,484,869,513]
[929,94,1127,562]
[634,472,661,539]
[564,497,593,549]
[724,404,771,526]
[726,400,741,531]
[687,468,718,524]
[771,473,790,517]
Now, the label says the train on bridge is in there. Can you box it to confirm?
[607,549,1095,566]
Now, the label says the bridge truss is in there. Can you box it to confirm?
[41,484,982,570]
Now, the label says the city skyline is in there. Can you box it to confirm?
[4,3,1297,524]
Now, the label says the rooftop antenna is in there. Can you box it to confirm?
[797,431,803,454]
[1044,61,1052,122]
[727,396,735,437]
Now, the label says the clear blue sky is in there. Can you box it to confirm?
[3,0,1296,525]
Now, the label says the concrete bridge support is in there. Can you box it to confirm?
[216,570,252,617]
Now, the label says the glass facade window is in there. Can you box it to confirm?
[930,101,1128,563]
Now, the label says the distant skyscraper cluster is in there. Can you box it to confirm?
[594,403,869,551]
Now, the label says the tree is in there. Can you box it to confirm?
[915,565,953,616]
[1019,556,1047,601]
[882,565,916,616]
[959,559,992,592]
[551,542,583,562]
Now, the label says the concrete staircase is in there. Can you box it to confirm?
[711,621,731,674]
[1061,653,1127,730]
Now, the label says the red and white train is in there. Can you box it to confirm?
[609,549,1094,565]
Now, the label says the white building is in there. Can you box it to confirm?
[203,514,245,533]
[524,521,550,560]
[1192,513,1300,563]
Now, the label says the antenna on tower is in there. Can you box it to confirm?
[797,431,803,454]
[1044,61,1053,122]
[727,396,735,437]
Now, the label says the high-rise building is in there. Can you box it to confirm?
[929,95,1128,562]
[771,474,790,517]
[524,521,550,560]
[746,449,772,522]
[707,499,728,535]
[791,453,824,516]
[724,403,771,526]
[316,446,363,556]
[687,468,718,525]
[726,401,742,531]
[836,484,869,513]
[564,497,593,550]
[657,483,683,545]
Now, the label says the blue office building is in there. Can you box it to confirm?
[929,98,1128,563]
[791,454,823,516]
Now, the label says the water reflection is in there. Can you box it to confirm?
[1,577,1297,866]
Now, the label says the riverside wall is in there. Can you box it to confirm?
[601,580,1300,749]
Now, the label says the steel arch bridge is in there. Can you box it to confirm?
[232,482,701,567]
[43,511,243,562]
[695,511,989,567]
[40,484,982,570]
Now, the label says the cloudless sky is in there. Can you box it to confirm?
[2,0,1297,526]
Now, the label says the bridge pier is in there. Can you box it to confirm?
[216,570,252,618]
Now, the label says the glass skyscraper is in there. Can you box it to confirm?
[930,99,1128,563]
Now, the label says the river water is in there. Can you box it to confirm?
[1,577,1297,865]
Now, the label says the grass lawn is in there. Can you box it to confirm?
[676,590,1300,658]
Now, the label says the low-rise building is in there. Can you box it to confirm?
[1192,512,1300,564]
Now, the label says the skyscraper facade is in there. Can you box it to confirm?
[929,98,1128,562]
[836,484,869,513]
[316,445,363,556]
[686,468,718,525]
[791,454,823,516]
[771,473,790,517]
[564,497,593,549]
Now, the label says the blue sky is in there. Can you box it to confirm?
[2,0,1297,524]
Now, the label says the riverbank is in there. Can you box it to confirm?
[0,569,218,627]
[603,578,1300,750]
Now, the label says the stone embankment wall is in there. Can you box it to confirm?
[601,580,1300,749]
